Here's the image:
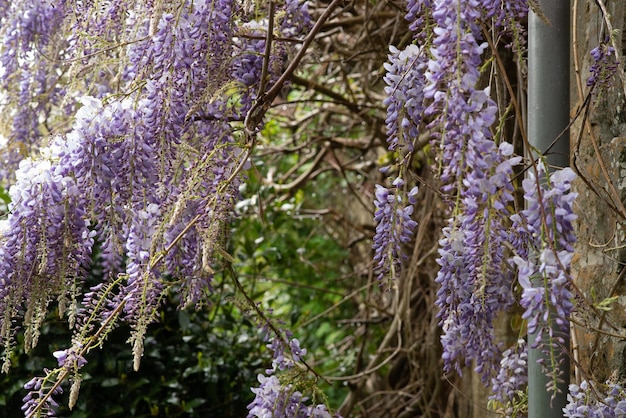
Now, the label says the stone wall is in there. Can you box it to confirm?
[571,0,626,386]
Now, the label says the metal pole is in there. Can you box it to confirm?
[527,1,570,417]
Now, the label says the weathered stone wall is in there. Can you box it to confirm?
[571,0,626,386]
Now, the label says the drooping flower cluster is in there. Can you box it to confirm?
[281,0,313,37]
[372,180,418,287]
[511,165,577,344]
[419,0,522,380]
[383,44,426,155]
[22,376,64,417]
[404,0,432,39]
[563,380,626,417]
[0,142,95,365]
[0,0,71,184]
[20,341,88,417]
[482,0,528,52]
[248,374,333,418]
[505,164,576,397]
[489,339,528,416]
[232,1,312,112]
[247,336,333,418]
[53,345,88,369]
[587,39,619,88]
[375,43,425,287]
[454,162,577,410]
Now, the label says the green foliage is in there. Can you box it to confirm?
[232,194,354,406]
[231,121,361,406]
[594,295,620,312]
[0,186,8,216]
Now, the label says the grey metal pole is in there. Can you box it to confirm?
[528,2,570,417]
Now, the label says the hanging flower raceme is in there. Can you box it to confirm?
[0,0,70,184]
[233,0,312,113]
[511,165,576,345]
[587,38,619,88]
[372,179,418,287]
[383,44,427,155]
[0,140,96,369]
[564,380,626,417]
[404,0,433,39]
[374,43,425,288]
[489,339,528,415]
[479,163,578,408]
[482,0,528,46]
[22,376,64,417]
[411,0,524,381]
[248,374,333,418]
[247,334,333,418]
[65,96,159,277]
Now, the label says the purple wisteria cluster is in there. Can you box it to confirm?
[504,164,577,396]
[383,44,426,155]
[511,164,577,345]
[482,0,528,52]
[0,0,69,184]
[53,345,88,369]
[374,43,424,287]
[587,39,619,88]
[405,0,432,38]
[21,343,88,417]
[372,180,418,287]
[563,380,626,417]
[413,0,522,381]
[233,28,267,112]
[247,336,333,418]
[281,0,313,37]
[233,0,312,112]
[0,140,95,366]
[22,376,63,417]
[437,160,576,409]
[248,374,333,418]
[489,339,528,415]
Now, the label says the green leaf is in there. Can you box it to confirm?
[0,187,10,204]
[178,310,191,331]
[100,377,120,387]
[594,295,619,312]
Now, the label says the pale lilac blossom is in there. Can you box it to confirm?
[248,336,334,418]
[372,181,419,286]
[22,376,63,417]
[587,39,619,88]
[426,0,522,381]
[383,44,426,154]
[489,339,528,415]
[511,164,576,346]
[564,380,626,417]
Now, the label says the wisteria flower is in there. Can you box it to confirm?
[372,180,419,286]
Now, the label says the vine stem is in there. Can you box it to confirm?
[223,258,329,384]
